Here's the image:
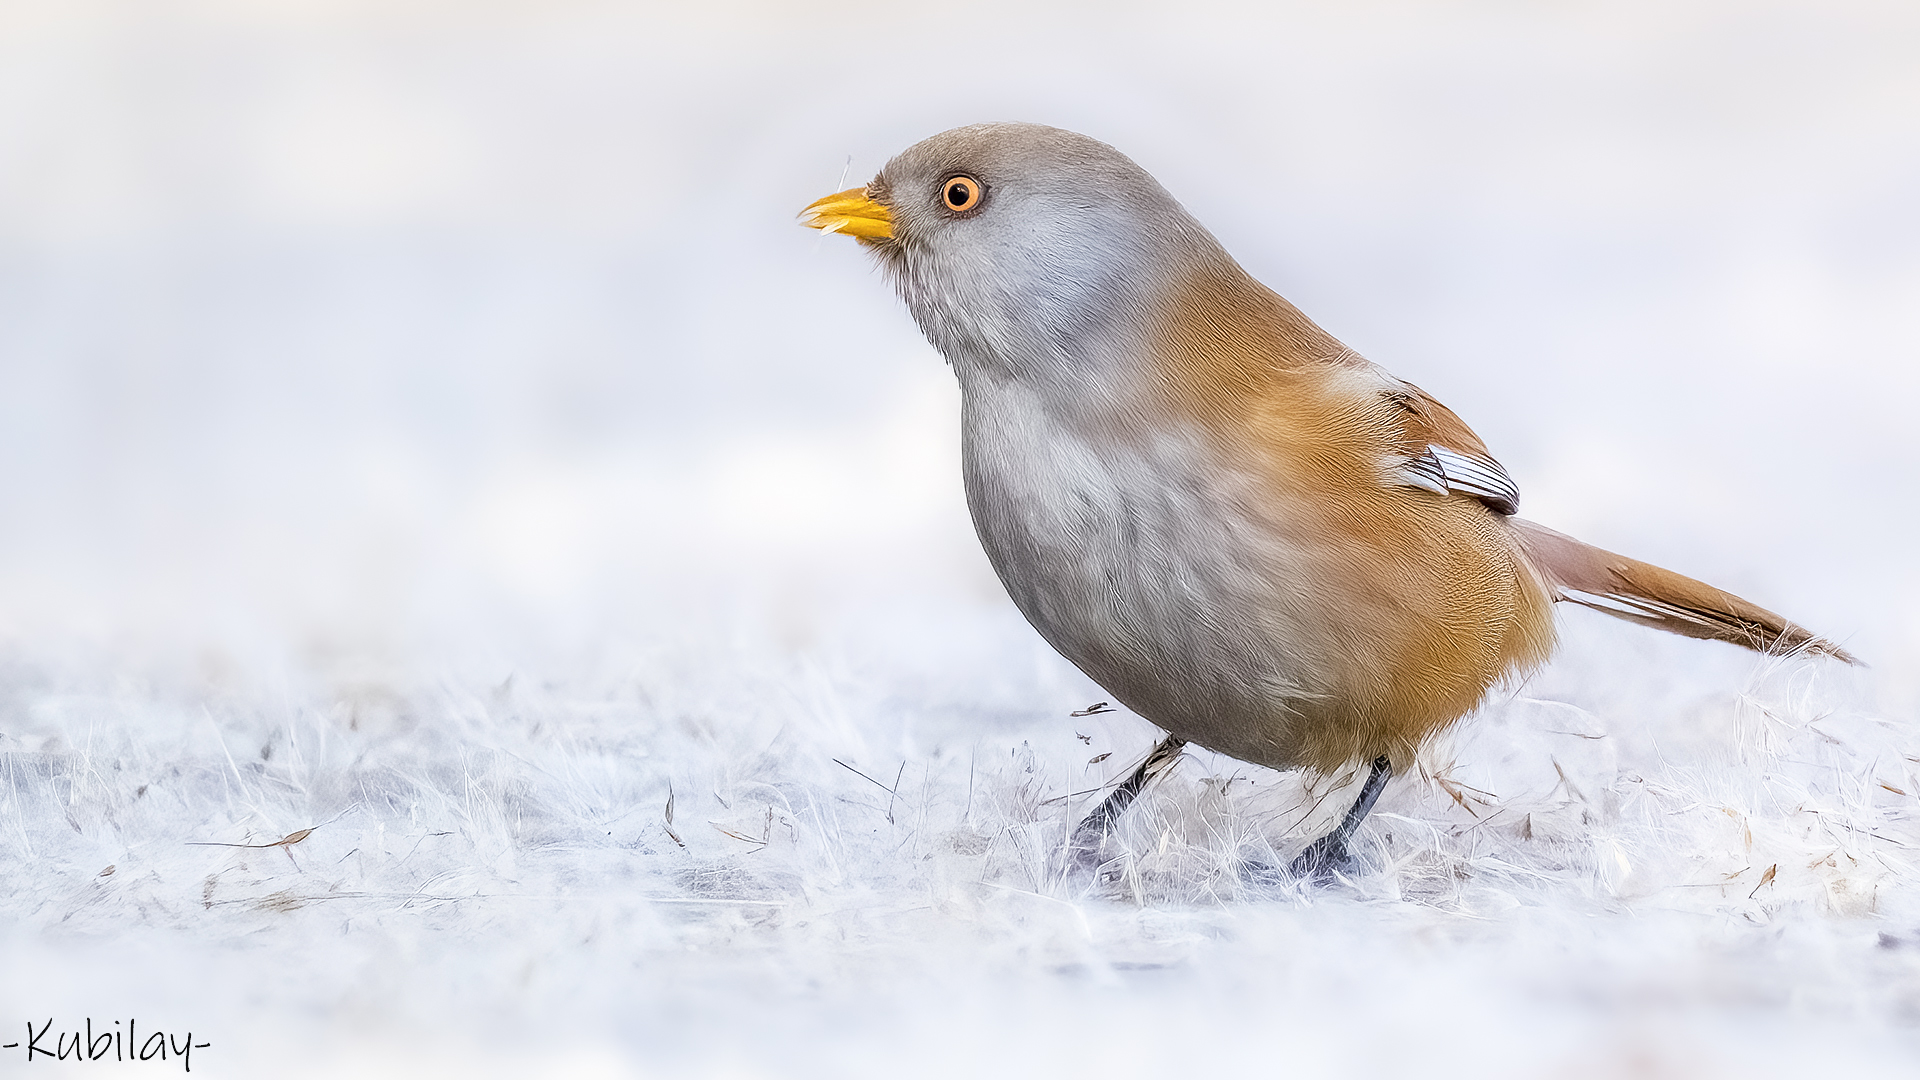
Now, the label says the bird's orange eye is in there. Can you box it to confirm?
[941,175,984,213]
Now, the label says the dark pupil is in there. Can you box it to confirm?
[947,181,971,206]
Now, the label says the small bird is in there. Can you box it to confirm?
[802,123,1853,877]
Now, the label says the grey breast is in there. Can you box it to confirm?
[956,370,1313,759]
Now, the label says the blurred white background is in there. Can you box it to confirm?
[1,0,1915,678]
[5,6,1920,1076]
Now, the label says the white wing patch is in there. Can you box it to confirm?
[1396,445,1520,515]
[1398,451,1450,497]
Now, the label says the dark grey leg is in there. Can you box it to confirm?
[1067,734,1187,865]
[1287,754,1393,879]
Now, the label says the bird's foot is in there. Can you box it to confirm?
[1061,734,1188,883]
[1233,843,1352,891]
[1065,833,1110,875]
[1065,822,1132,887]
[1285,834,1355,881]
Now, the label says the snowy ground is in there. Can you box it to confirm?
[5,2,1920,1077]
[5,604,1917,1077]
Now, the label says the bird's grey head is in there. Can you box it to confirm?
[804,123,1225,390]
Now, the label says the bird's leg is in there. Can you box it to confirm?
[1067,734,1187,867]
[1286,754,1392,879]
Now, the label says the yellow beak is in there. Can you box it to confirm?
[800,186,893,241]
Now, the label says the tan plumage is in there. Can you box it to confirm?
[1511,518,1856,663]
[1049,243,1555,775]
[801,122,1853,870]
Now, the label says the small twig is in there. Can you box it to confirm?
[833,758,893,794]
[833,758,906,823]
[965,747,976,825]
[1039,785,1112,806]
[187,828,314,849]
[663,782,685,848]
[711,822,769,847]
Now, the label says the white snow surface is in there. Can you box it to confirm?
[5,609,1917,1077]
[5,2,1920,1076]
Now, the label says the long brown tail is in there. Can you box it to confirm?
[1510,519,1858,664]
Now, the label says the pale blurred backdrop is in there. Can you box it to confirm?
[5,6,1920,1077]
[2,0,1916,689]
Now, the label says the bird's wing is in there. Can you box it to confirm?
[1379,382,1520,515]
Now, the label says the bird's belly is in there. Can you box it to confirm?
[960,392,1323,766]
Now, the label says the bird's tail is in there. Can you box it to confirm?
[1509,518,1857,664]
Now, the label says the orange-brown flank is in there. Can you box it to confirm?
[1140,257,1556,774]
